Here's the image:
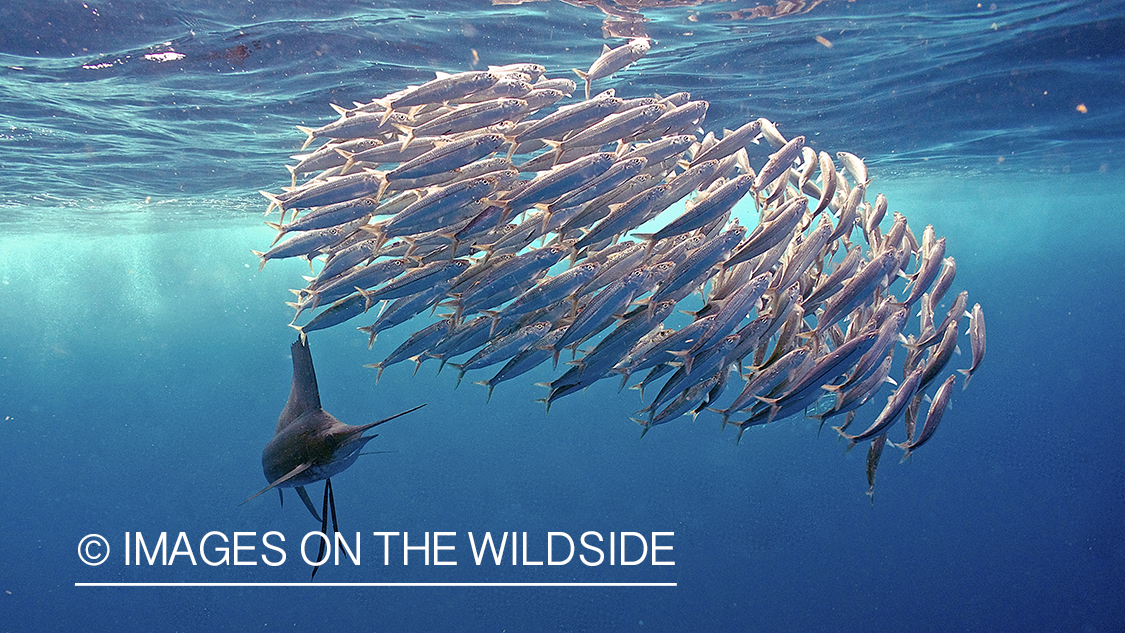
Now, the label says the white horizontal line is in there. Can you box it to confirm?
[75,582,676,588]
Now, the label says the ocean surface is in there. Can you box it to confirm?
[2,0,1123,631]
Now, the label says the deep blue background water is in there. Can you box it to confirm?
[2,1,1124,631]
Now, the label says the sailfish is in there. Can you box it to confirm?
[243,336,425,578]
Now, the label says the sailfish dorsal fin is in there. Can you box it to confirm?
[276,337,322,434]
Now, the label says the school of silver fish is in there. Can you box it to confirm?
[254,39,987,497]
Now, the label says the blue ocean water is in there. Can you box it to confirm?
[1,0,1123,631]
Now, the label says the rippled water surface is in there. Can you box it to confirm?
[2,0,1122,218]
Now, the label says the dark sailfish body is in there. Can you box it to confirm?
[243,337,425,578]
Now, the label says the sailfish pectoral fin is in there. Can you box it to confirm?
[295,485,323,522]
[240,461,314,506]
